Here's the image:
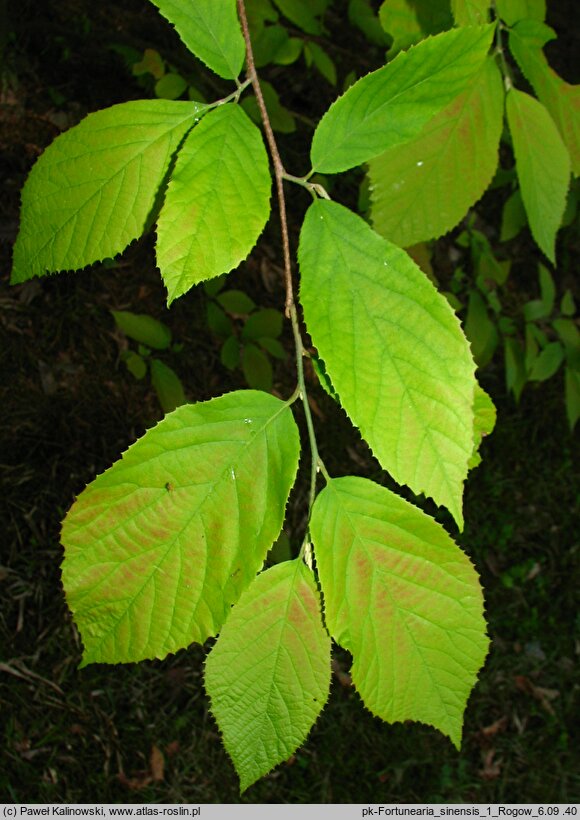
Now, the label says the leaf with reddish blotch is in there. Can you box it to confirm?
[205,560,331,791]
[61,390,300,665]
[310,476,489,748]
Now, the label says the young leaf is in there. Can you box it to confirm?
[220,335,241,370]
[156,104,271,304]
[348,0,389,47]
[310,24,495,174]
[242,344,273,391]
[149,359,186,413]
[61,390,301,664]
[242,308,283,340]
[112,310,172,350]
[207,302,233,338]
[241,81,296,134]
[369,58,504,247]
[504,337,526,400]
[378,0,452,56]
[11,101,205,284]
[205,560,331,792]
[464,289,499,367]
[310,476,489,748]
[217,290,257,315]
[299,200,476,528]
[506,88,570,264]
[272,0,322,34]
[509,21,580,176]
[527,341,564,382]
[123,351,148,381]
[304,42,337,86]
[148,0,245,80]
[500,189,527,242]
[155,73,188,100]
[451,0,490,26]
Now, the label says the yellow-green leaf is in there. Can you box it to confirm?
[299,200,476,528]
[156,104,271,304]
[506,88,570,263]
[205,560,331,791]
[61,390,300,664]
[369,58,503,247]
[310,25,495,174]
[311,476,489,747]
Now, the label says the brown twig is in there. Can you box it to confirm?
[237,0,294,317]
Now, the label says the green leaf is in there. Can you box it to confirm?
[451,0,490,26]
[552,319,580,368]
[217,290,257,314]
[258,337,286,359]
[538,263,555,316]
[112,310,172,350]
[11,100,204,284]
[272,0,321,34]
[310,24,495,174]
[496,0,546,26]
[560,290,576,317]
[204,274,227,297]
[500,188,527,242]
[378,0,452,56]
[241,81,296,133]
[310,476,489,747]
[369,58,503,247]
[464,289,499,367]
[564,365,580,431]
[156,104,271,304]
[242,308,283,340]
[528,341,564,382]
[468,383,496,470]
[304,42,337,85]
[155,73,188,100]
[252,24,290,68]
[509,21,580,176]
[61,390,301,664]
[149,359,186,413]
[504,337,526,400]
[348,0,389,47]
[299,200,476,528]
[148,0,245,80]
[220,335,241,370]
[205,560,331,791]
[207,302,233,338]
[123,351,148,380]
[133,48,165,79]
[506,88,571,264]
[242,343,273,391]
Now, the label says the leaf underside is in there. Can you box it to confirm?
[311,476,489,747]
[11,100,204,284]
[156,104,272,304]
[369,58,504,247]
[205,560,331,791]
[299,200,476,528]
[61,390,301,665]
